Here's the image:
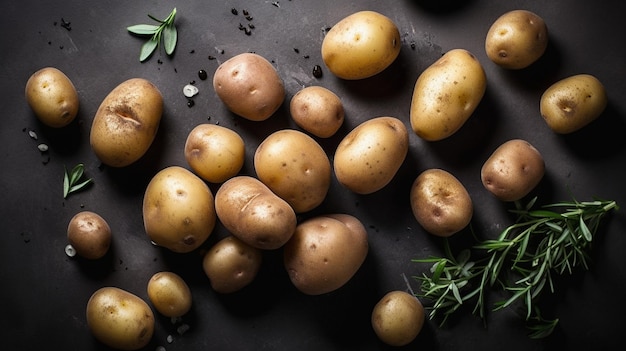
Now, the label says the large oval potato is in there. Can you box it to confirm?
[90,78,163,167]
[289,86,345,138]
[147,271,192,318]
[25,67,79,128]
[213,52,285,121]
[215,175,297,250]
[254,129,331,213]
[202,235,263,294]
[540,74,608,134]
[334,117,408,194]
[86,287,155,350]
[371,290,425,347]
[321,10,401,80]
[142,166,216,253]
[284,213,368,295]
[410,49,486,141]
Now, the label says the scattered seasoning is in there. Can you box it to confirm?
[37,144,49,152]
[183,84,199,98]
[187,99,195,108]
[248,23,255,29]
[231,8,238,15]
[312,65,323,78]
[65,244,76,257]
[243,10,249,16]
[198,69,208,80]
[208,55,216,60]
[294,48,299,54]
[167,335,174,343]
[60,18,72,31]
[189,49,195,54]
[245,15,253,21]
[272,1,280,8]
[303,54,310,59]
[410,40,416,50]
[28,130,38,140]
[21,232,31,244]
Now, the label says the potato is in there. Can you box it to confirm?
[410,169,473,237]
[485,10,548,69]
[254,129,331,213]
[540,74,608,134]
[289,86,345,138]
[90,78,163,167]
[321,10,401,80]
[67,211,112,259]
[184,124,245,183]
[481,139,545,202]
[202,235,263,294]
[333,117,408,194]
[147,271,192,318]
[215,175,297,250]
[86,287,155,350]
[142,166,216,253]
[410,49,487,141]
[25,67,80,128]
[283,214,368,295]
[213,52,285,121]
[371,290,425,347]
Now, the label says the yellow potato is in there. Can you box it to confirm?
[142,166,216,253]
[410,169,473,237]
[202,235,263,294]
[90,78,163,167]
[485,10,548,69]
[66,211,112,259]
[289,86,345,138]
[321,10,401,80]
[213,52,285,121]
[215,175,297,250]
[540,74,608,134]
[25,67,79,128]
[410,49,487,141]
[147,271,192,318]
[86,287,154,350]
[184,123,245,183]
[333,116,408,194]
[254,129,331,213]
[371,291,425,347]
[284,214,368,295]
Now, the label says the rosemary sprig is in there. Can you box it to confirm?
[413,197,618,338]
[127,8,178,62]
[63,163,93,198]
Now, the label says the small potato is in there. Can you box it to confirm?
[289,86,345,138]
[67,211,112,259]
[215,175,297,250]
[184,124,245,183]
[25,67,80,128]
[371,291,425,347]
[540,74,608,134]
[213,52,285,121]
[284,214,368,295]
[142,166,216,253]
[410,49,486,141]
[334,117,408,194]
[254,129,331,213]
[485,10,548,69]
[321,10,401,80]
[147,271,192,318]
[481,139,545,202]
[410,169,473,237]
[90,78,163,167]
[202,235,263,294]
[86,287,155,350]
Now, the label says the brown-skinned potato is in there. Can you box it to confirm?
[25,67,79,128]
[202,235,263,294]
[67,211,112,259]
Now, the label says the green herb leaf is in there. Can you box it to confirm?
[140,38,159,62]
[162,23,177,55]
[128,8,178,62]
[63,163,93,198]
[127,24,159,35]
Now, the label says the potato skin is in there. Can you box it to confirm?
[90,78,163,167]
[213,53,285,121]
[254,129,331,213]
[147,271,192,317]
[184,124,245,183]
[334,117,408,194]
[67,211,112,259]
[215,175,297,250]
[540,74,607,134]
[202,235,263,293]
[25,67,79,128]
[410,169,473,237]
[86,287,155,351]
[142,166,216,253]
[371,291,425,347]
[410,49,486,141]
[481,139,545,202]
[321,10,401,80]
[289,86,345,138]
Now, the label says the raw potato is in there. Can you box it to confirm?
[202,235,263,294]
[410,169,473,237]
[254,129,331,213]
[215,175,297,250]
[481,139,545,202]
[142,166,216,253]
[86,287,155,350]
[213,52,285,121]
[321,10,401,80]
[90,78,163,167]
[147,271,192,317]
[67,211,112,259]
[284,214,368,295]
[184,124,245,183]
[289,86,345,138]
[540,74,608,134]
[334,117,408,194]
[25,67,79,128]
[485,10,548,69]
[371,291,425,347]
[410,49,487,141]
